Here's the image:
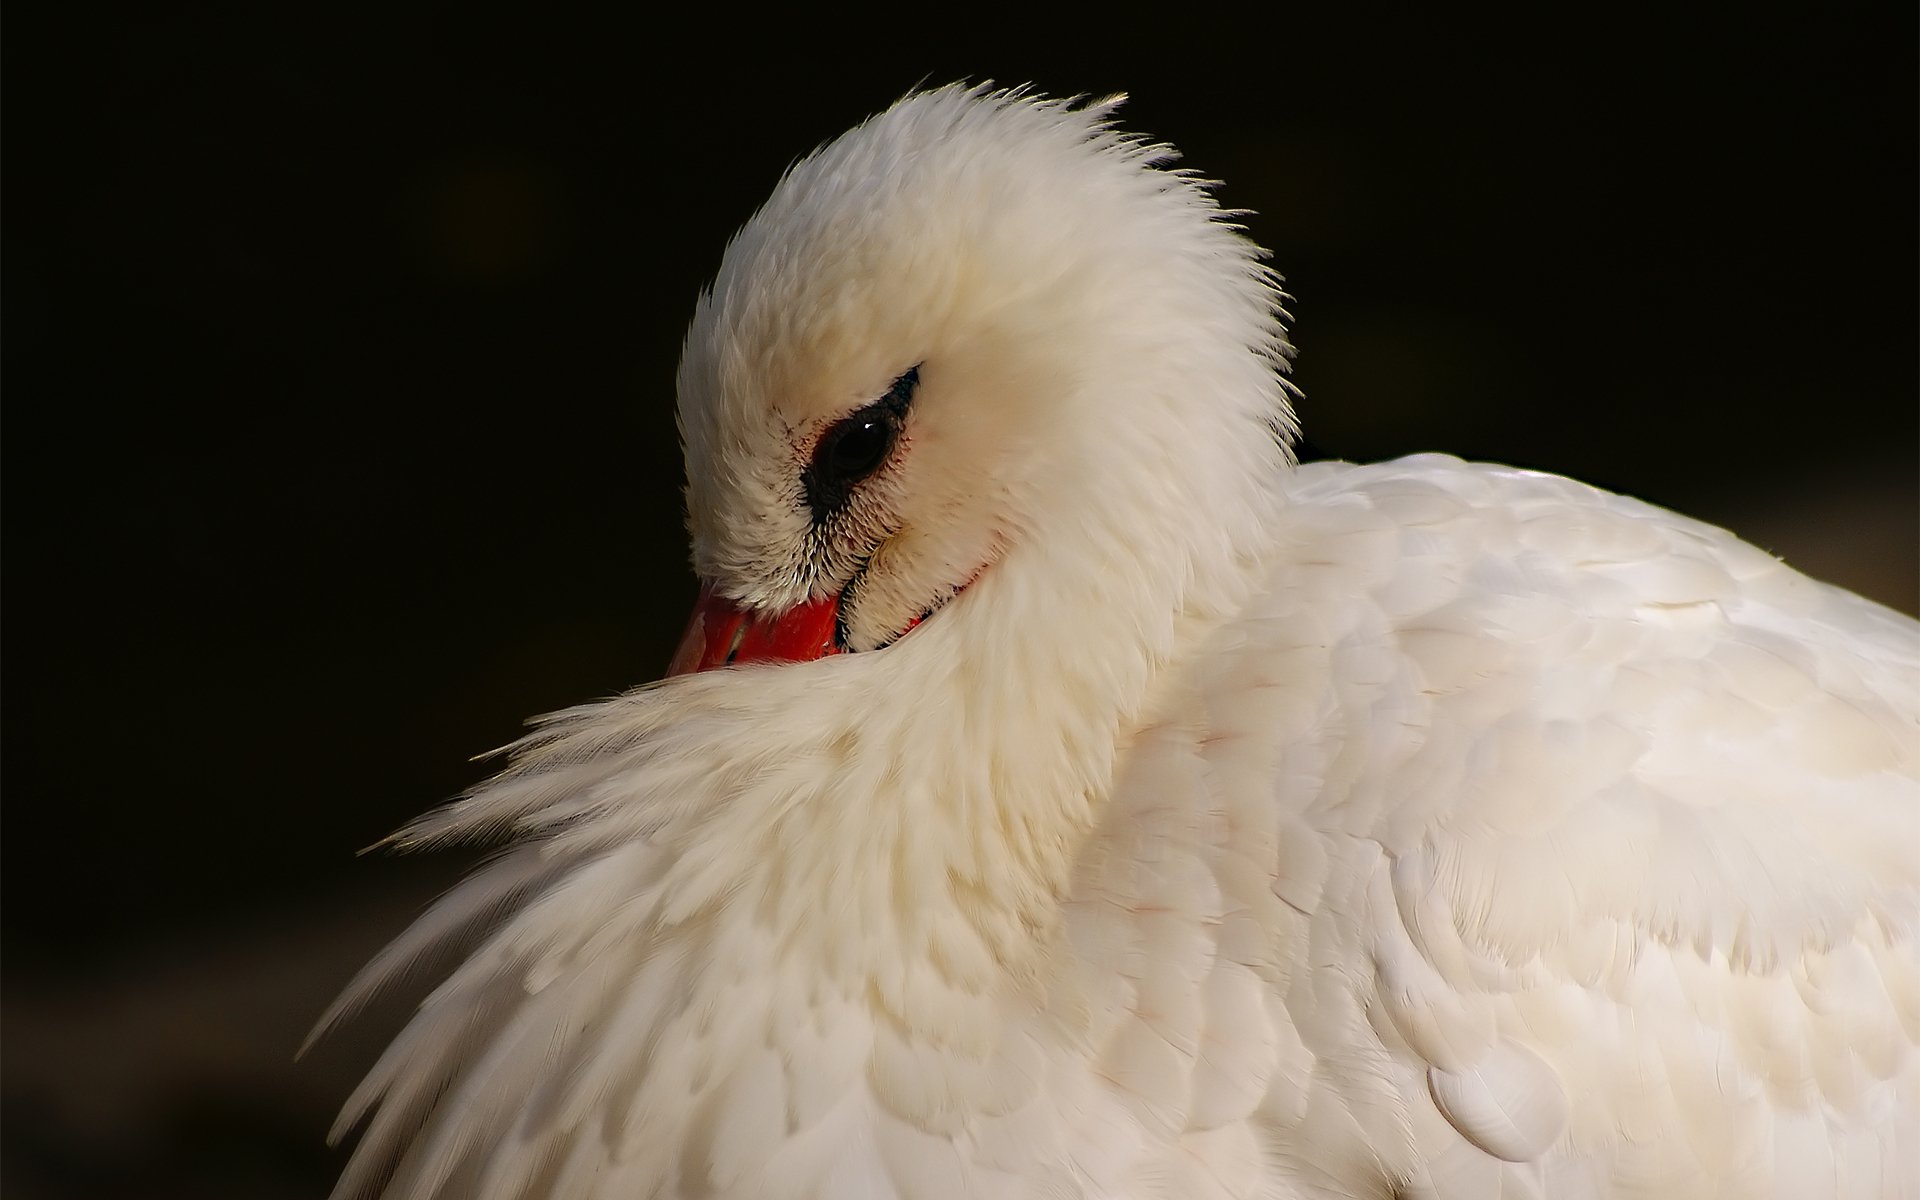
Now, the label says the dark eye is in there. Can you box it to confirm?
[820,411,895,483]
[804,365,919,519]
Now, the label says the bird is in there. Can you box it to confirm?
[317,84,1920,1199]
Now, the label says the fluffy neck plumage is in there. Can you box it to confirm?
[672,362,1289,997]
[685,487,1278,1000]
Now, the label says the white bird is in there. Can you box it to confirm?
[319,85,1920,1199]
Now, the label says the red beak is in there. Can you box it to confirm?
[666,583,844,676]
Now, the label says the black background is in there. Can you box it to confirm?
[5,5,1914,1198]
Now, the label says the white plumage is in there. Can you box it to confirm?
[321,85,1920,1199]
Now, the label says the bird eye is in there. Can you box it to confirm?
[821,411,895,483]
[804,366,919,518]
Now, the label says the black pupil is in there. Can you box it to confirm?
[804,366,919,520]
[828,416,892,480]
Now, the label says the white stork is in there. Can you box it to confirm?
[319,85,1920,1199]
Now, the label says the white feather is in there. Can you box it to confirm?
[321,84,1920,1199]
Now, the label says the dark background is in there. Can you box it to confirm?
[5,5,1914,1198]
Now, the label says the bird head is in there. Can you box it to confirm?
[669,85,1296,675]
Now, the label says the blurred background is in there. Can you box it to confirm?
[4,5,1914,1197]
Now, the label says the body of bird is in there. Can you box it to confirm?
[321,86,1920,1199]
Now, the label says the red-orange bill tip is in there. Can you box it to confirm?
[666,583,844,676]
